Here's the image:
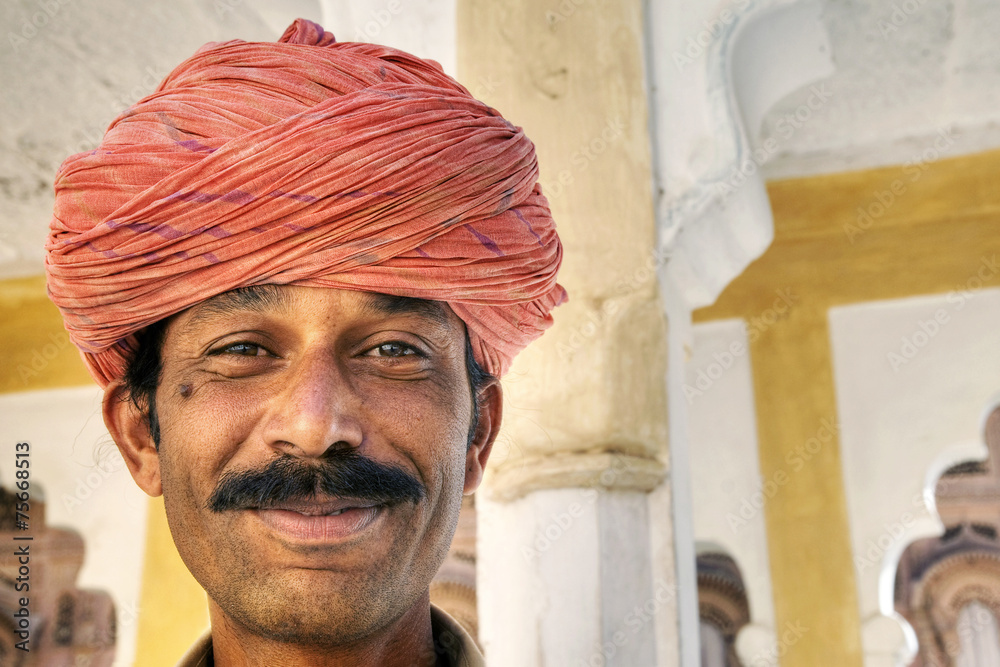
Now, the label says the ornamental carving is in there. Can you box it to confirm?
[896,407,1000,666]
[698,552,750,667]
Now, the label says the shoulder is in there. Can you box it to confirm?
[174,611,481,667]
[174,630,213,667]
[430,604,485,667]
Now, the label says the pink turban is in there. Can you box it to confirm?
[46,19,565,386]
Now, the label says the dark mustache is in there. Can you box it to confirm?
[207,450,425,512]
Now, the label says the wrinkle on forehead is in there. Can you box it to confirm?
[178,285,457,337]
[182,285,292,333]
[357,292,453,328]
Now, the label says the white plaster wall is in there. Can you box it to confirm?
[0,386,148,667]
[761,0,1000,178]
[687,319,776,632]
[319,0,456,75]
[829,286,1000,662]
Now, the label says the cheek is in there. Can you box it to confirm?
[156,380,265,491]
[375,380,471,447]
[359,377,472,506]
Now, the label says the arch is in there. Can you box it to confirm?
[905,551,1000,665]
[697,552,751,667]
[894,404,1000,665]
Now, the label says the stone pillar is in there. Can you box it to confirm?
[457,0,677,664]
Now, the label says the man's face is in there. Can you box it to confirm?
[108,285,497,645]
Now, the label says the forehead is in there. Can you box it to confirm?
[180,285,455,330]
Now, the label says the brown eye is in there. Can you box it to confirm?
[368,342,419,358]
[220,342,268,357]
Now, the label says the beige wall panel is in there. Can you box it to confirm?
[458,0,668,472]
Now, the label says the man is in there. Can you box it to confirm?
[45,18,564,667]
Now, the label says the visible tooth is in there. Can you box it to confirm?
[328,508,347,516]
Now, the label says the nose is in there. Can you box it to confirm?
[260,349,364,458]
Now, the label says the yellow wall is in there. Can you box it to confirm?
[696,147,1000,665]
[0,275,91,393]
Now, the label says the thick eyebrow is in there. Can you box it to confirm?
[182,285,291,331]
[358,293,452,328]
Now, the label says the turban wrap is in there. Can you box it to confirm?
[46,19,565,386]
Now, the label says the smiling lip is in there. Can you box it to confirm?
[251,498,383,542]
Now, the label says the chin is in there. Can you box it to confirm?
[207,563,427,646]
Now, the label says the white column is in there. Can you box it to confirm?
[957,602,1000,667]
[478,454,666,667]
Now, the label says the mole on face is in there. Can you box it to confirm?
[179,384,193,398]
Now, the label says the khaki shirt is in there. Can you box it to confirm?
[175,605,484,667]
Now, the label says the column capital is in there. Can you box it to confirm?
[484,451,666,502]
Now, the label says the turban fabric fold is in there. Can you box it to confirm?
[46,18,565,386]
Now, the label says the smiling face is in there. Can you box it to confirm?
[104,285,500,650]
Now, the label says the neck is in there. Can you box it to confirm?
[207,592,439,667]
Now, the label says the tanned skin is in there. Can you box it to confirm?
[104,286,501,666]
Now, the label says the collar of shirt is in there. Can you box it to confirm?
[173,605,484,667]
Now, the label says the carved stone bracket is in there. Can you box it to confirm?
[645,0,834,309]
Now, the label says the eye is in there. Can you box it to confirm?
[212,342,271,357]
[366,342,421,358]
